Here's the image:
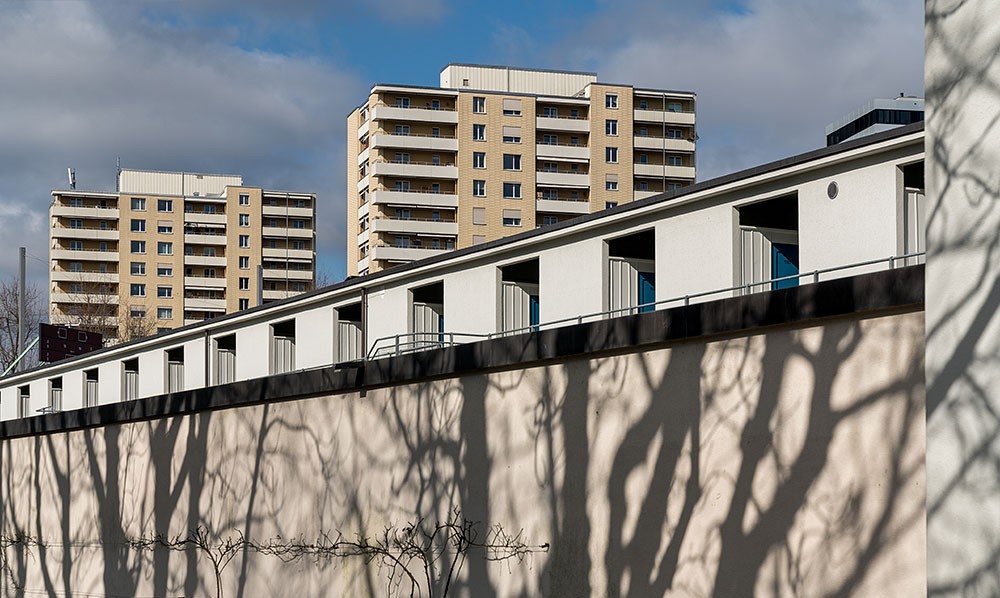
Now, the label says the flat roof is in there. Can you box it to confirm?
[441,62,598,77]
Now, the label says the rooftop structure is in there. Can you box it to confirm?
[348,64,698,275]
[825,95,924,145]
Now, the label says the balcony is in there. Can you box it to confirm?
[634,164,697,179]
[184,212,227,225]
[262,205,313,218]
[536,143,590,161]
[358,229,369,246]
[357,147,369,167]
[535,116,590,133]
[51,226,119,241]
[535,198,591,215]
[371,104,459,124]
[371,189,459,209]
[371,218,458,236]
[358,119,370,138]
[535,171,590,188]
[50,271,119,283]
[51,205,119,219]
[184,233,227,245]
[633,136,697,153]
[357,256,369,272]
[371,160,458,180]
[263,247,314,260]
[50,292,119,305]
[184,276,226,289]
[263,226,313,239]
[633,109,696,126]
[262,289,298,301]
[262,268,313,280]
[185,297,226,312]
[372,245,450,262]
[183,254,226,267]
[358,201,369,219]
[371,132,458,152]
[634,190,662,201]
[51,248,119,262]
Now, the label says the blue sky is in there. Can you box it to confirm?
[0,0,923,285]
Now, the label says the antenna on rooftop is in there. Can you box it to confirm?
[116,157,121,192]
[67,168,76,190]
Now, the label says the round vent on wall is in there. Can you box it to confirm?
[827,181,839,200]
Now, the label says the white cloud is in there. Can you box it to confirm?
[581,0,925,179]
[0,1,364,286]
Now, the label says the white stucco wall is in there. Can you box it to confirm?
[444,263,499,336]
[539,237,606,324]
[296,306,336,370]
[365,283,411,356]
[236,324,270,381]
[656,205,735,301]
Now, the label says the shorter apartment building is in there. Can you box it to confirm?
[826,96,924,145]
[6,123,923,418]
[49,169,316,340]
[348,64,697,275]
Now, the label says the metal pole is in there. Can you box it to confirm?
[17,247,25,373]
[256,264,264,307]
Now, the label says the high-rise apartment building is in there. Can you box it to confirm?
[347,64,697,275]
[49,169,316,339]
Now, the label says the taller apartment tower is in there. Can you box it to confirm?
[347,64,697,275]
[49,169,316,340]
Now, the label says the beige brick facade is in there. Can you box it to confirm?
[347,65,697,276]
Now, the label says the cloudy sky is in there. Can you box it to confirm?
[0,0,924,285]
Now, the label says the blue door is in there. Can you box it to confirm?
[529,295,540,330]
[772,243,799,290]
[637,271,656,313]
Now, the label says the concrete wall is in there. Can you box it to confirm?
[925,1,1000,595]
[0,308,926,597]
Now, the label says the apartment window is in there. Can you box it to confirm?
[503,183,522,199]
[472,124,486,141]
[605,93,618,109]
[472,207,487,225]
[667,182,683,192]
[204,204,217,214]
[131,240,146,254]
[606,119,618,136]
[472,151,486,169]
[667,102,683,112]
[204,268,216,278]
[606,174,619,191]
[158,199,173,212]
[292,240,306,250]
[638,181,649,191]
[238,298,249,311]
[394,181,411,192]
[473,180,486,197]
[157,221,172,234]
[431,127,440,137]
[541,134,558,145]
[394,152,410,164]
[540,161,558,173]
[239,256,250,270]
[396,208,411,220]
[503,154,521,171]
[239,194,250,206]
[472,96,486,114]
[239,277,250,290]
[542,215,559,226]
[502,126,521,144]
[126,218,145,233]
[131,198,146,211]
[239,235,250,248]
[394,124,410,135]
[473,235,486,245]
[69,262,83,272]
[639,100,648,110]
[271,320,296,374]
[541,106,558,117]
[668,129,683,139]
[239,214,250,227]
[130,262,145,276]
[68,219,83,229]
[606,147,618,163]
[395,236,411,248]
[157,307,173,320]
[606,201,619,209]
[99,241,108,252]
[570,136,580,145]
[130,283,146,297]
[431,155,441,165]
[430,210,441,221]
[502,98,522,116]
[204,247,217,257]
[68,198,84,207]
[157,264,172,277]
[157,286,172,298]
[129,306,146,318]
[502,209,522,227]
[667,155,685,166]
[394,97,410,108]
[157,242,172,255]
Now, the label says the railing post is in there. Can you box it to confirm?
[813,270,819,284]
[684,295,690,306]
[394,334,399,355]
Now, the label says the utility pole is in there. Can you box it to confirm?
[17,247,25,373]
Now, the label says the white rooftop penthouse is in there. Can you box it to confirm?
[1,124,924,420]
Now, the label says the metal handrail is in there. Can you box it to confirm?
[374,101,457,112]
[375,216,457,223]
[536,114,588,120]
[375,131,457,140]
[366,252,926,359]
[537,140,590,148]
[373,158,457,167]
